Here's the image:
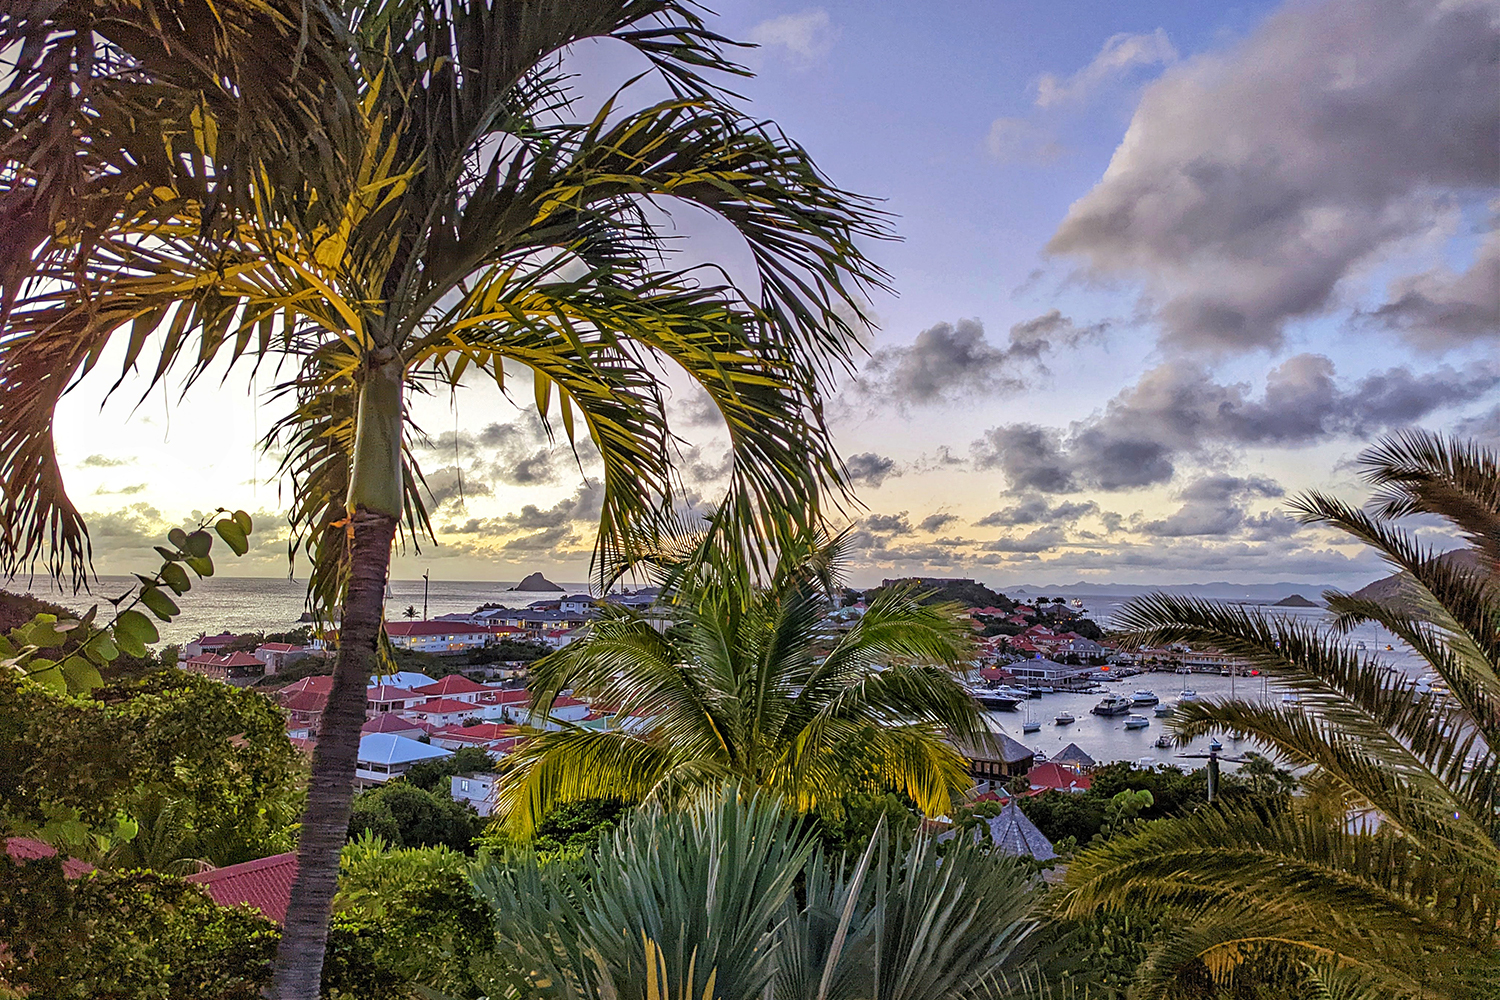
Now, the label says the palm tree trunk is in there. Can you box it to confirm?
[273,361,404,999]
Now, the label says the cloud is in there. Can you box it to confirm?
[418,414,566,487]
[975,498,1099,527]
[439,484,604,538]
[1363,226,1500,348]
[845,452,901,488]
[1456,404,1500,444]
[748,9,839,64]
[856,313,1106,405]
[1048,0,1500,351]
[1035,29,1177,108]
[982,527,1068,553]
[1140,475,1284,537]
[864,512,912,534]
[79,454,131,468]
[918,512,959,533]
[420,466,492,510]
[985,118,1063,165]
[972,355,1500,492]
[93,483,148,496]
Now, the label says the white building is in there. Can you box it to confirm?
[384,621,507,653]
[365,685,423,717]
[355,733,451,787]
[403,698,482,728]
[451,772,498,817]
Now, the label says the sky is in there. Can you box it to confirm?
[43,0,1500,591]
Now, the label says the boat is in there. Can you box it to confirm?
[1208,737,1224,752]
[1054,711,1076,725]
[1280,692,1301,705]
[1091,695,1134,717]
[1034,685,1055,694]
[1032,750,1047,763]
[1153,703,1174,717]
[1022,718,1041,733]
[969,684,1025,711]
[1179,689,1199,701]
[1220,667,1232,676]
[1070,599,1084,608]
[1124,714,1150,730]
[1153,734,1173,749]
[1137,756,1156,768]
[1131,689,1159,706]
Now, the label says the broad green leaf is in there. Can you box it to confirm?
[167,528,190,550]
[185,554,214,577]
[214,518,249,556]
[60,655,103,692]
[86,632,119,663]
[155,546,181,562]
[184,530,213,558]
[232,509,253,535]
[139,586,180,622]
[160,562,191,594]
[28,662,66,693]
[115,609,159,654]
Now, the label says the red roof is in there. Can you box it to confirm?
[1026,762,1091,793]
[278,675,333,698]
[188,852,297,924]
[436,722,519,740]
[385,621,511,637]
[552,695,586,709]
[362,713,435,734]
[408,697,480,715]
[413,675,488,697]
[366,684,418,701]
[257,642,301,652]
[194,632,238,647]
[281,690,328,713]
[479,688,531,705]
[6,837,92,878]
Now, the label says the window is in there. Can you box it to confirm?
[460,780,470,792]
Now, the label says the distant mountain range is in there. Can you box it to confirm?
[1004,581,1334,601]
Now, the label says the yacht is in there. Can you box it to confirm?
[1032,749,1048,763]
[1280,692,1301,705]
[1153,734,1173,749]
[1208,737,1224,752]
[1178,689,1199,701]
[1022,718,1041,733]
[1153,703,1174,717]
[1131,689,1159,706]
[968,684,1026,711]
[1124,714,1150,730]
[1054,711,1076,725]
[1091,694,1134,717]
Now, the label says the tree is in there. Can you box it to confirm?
[1,4,886,993]
[469,787,1038,1000]
[402,605,418,620]
[1061,432,1500,998]
[401,746,493,794]
[347,782,484,852]
[500,533,986,832]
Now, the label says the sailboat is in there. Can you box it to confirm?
[1022,705,1041,733]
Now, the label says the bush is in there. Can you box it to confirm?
[348,782,485,851]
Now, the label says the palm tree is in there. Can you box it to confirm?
[471,786,1039,1000]
[402,605,419,620]
[0,4,887,995]
[1060,431,1500,998]
[499,532,987,833]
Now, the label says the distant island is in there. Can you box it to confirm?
[510,572,563,592]
[1349,548,1484,605]
[1272,594,1318,607]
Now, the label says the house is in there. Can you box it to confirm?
[412,674,489,704]
[939,801,1055,861]
[183,632,238,658]
[6,836,93,878]
[182,650,263,684]
[557,594,596,614]
[956,732,1036,783]
[540,626,586,650]
[385,621,517,653]
[431,722,522,756]
[371,671,437,689]
[1006,657,1094,687]
[254,642,313,676]
[362,713,435,739]
[355,733,451,786]
[366,685,423,717]
[1025,762,1092,794]
[548,695,591,723]
[187,852,298,924]
[276,675,333,704]
[282,689,329,734]
[451,772,499,816]
[1051,743,1097,771]
[403,697,482,728]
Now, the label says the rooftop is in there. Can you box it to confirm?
[1051,743,1098,769]
[357,733,452,767]
[413,675,489,697]
[366,684,419,701]
[407,697,480,715]
[187,852,297,924]
[385,621,510,637]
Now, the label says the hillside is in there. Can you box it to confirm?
[1272,594,1319,608]
[1348,549,1487,603]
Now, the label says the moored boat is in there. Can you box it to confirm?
[1023,719,1041,733]
[1054,711,1076,725]
[1131,689,1159,706]
[1124,714,1150,730]
[1178,688,1199,701]
[1091,694,1134,716]
[1153,703,1173,717]
[1208,737,1224,752]
[1153,734,1173,749]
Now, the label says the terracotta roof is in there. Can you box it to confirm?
[365,684,418,701]
[278,675,333,698]
[1027,762,1091,793]
[257,642,301,652]
[412,675,488,697]
[362,713,431,734]
[551,695,586,709]
[281,690,328,713]
[435,722,519,741]
[188,852,297,924]
[479,688,531,705]
[6,837,92,878]
[194,632,238,646]
[185,650,262,669]
[407,697,479,715]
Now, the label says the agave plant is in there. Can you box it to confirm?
[499,532,986,833]
[1,3,886,993]
[1061,431,1500,998]
[470,787,1038,1000]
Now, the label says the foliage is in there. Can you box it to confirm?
[1062,431,1500,998]
[809,789,920,859]
[403,746,494,794]
[502,532,984,832]
[467,639,552,665]
[0,670,302,865]
[0,853,403,999]
[0,511,255,696]
[867,578,1013,612]
[348,782,485,852]
[469,786,1040,1000]
[335,834,495,997]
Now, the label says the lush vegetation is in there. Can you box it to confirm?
[1062,432,1500,999]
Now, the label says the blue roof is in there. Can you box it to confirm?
[371,671,436,688]
[357,733,452,767]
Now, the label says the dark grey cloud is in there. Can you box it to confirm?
[982,527,1067,553]
[439,484,604,538]
[918,512,959,533]
[1364,229,1500,348]
[1456,404,1500,444]
[1048,0,1499,351]
[845,452,901,488]
[1140,475,1284,538]
[975,498,1099,527]
[863,512,912,534]
[972,355,1499,492]
[855,312,1106,405]
[419,413,565,487]
[420,466,492,510]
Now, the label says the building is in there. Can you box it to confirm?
[384,621,511,653]
[183,632,238,659]
[187,853,298,924]
[557,594,596,614]
[939,801,1056,861]
[276,675,333,704]
[362,713,435,739]
[282,689,329,734]
[355,733,451,786]
[403,697,482,728]
[957,732,1036,784]
[451,772,499,816]
[431,722,522,756]
[1006,657,1094,687]
[254,642,313,676]
[371,671,437,689]
[1051,743,1097,771]
[365,684,423,717]
[412,674,489,703]
[1025,762,1092,795]
[182,650,263,684]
